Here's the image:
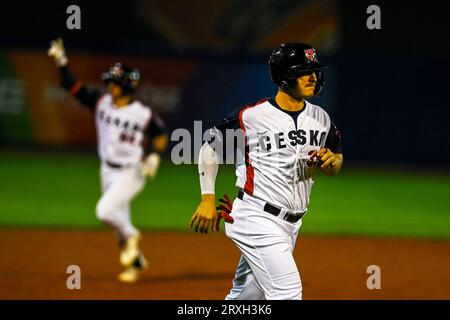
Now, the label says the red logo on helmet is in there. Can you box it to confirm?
[304,49,317,62]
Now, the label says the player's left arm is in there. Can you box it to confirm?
[141,112,168,179]
[311,121,343,176]
[315,148,343,176]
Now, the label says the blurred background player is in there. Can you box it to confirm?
[48,38,168,283]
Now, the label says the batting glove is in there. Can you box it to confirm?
[307,148,334,168]
[141,153,161,179]
[48,38,68,67]
[215,194,234,231]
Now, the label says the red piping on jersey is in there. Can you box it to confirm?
[238,98,268,195]
[70,81,83,96]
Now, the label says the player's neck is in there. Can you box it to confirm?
[113,95,132,108]
[275,90,305,112]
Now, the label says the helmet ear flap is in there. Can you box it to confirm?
[313,70,325,96]
[280,79,290,91]
[279,72,298,93]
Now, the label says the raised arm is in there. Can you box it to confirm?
[48,38,102,110]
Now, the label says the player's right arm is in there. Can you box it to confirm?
[189,106,243,233]
[189,142,219,233]
[48,38,102,110]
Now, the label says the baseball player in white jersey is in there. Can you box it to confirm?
[189,43,343,299]
[48,39,168,283]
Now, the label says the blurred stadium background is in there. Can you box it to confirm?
[0,0,449,299]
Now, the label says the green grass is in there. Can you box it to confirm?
[1,150,449,239]
[306,168,450,238]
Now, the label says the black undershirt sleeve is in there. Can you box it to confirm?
[59,65,102,110]
[324,121,342,153]
[205,106,245,164]
[143,111,167,157]
[214,107,242,137]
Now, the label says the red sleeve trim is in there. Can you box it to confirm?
[70,81,83,96]
[239,105,255,195]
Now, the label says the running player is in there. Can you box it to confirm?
[189,43,343,299]
[48,38,168,283]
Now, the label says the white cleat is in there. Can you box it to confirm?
[120,233,141,267]
[118,255,148,283]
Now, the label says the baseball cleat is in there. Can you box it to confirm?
[120,233,142,267]
[118,255,148,283]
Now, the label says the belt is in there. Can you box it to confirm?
[237,190,305,223]
[105,160,124,169]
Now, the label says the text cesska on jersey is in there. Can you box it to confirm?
[210,98,341,212]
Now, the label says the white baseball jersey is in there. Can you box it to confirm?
[95,94,152,166]
[212,98,341,212]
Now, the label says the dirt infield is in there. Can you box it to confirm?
[0,228,449,299]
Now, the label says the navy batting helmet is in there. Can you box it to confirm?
[101,62,140,95]
[269,43,327,97]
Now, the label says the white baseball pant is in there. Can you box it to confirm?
[225,192,303,300]
[96,163,146,242]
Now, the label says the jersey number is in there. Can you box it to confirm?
[119,132,135,144]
